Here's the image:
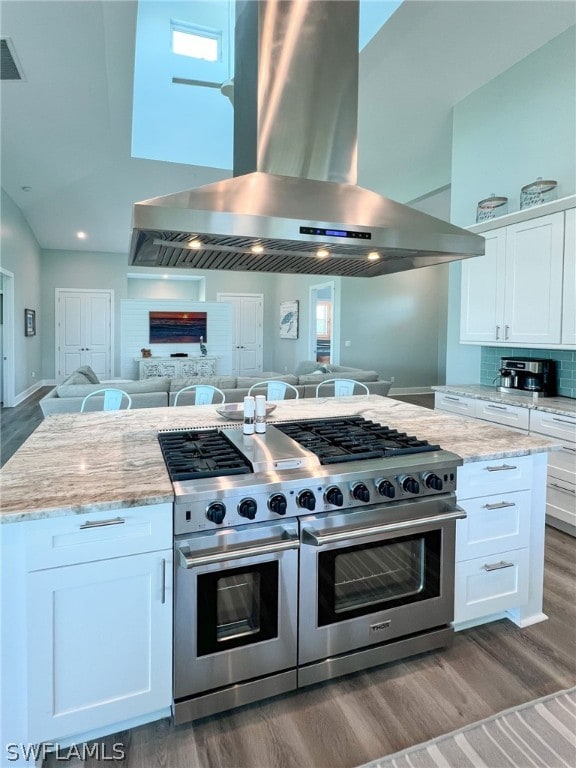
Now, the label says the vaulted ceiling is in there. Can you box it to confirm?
[1,1,574,255]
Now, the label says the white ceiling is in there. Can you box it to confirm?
[1,0,574,256]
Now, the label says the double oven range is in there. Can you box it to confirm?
[158,416,465,723]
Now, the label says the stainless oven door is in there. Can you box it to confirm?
[299,496,465,664]
[174,521,299,699]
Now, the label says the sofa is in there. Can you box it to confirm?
[39,364,392,416]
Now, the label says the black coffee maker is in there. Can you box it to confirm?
[498,357,557,396]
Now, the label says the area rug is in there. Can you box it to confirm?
[358,687,576,768]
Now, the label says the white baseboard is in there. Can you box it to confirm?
[388,386,434,396]
[12,380,54,407]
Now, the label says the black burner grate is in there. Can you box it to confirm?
[275,416,440,464]
[158,429,252,481]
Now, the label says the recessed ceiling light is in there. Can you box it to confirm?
[251,244,264,254]
[316,248,330,258]
[21,186,32,192]
[76,231,87,240]
[367,251,380,261]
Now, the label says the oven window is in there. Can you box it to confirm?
[317,531,441,626]
[197,561,279,656]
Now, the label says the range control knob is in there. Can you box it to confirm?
[297,490,316,511]
[238,498,257,520]
[325,486,344,507]
[400,476,420,495]
[206,502,226,525]
[269,493,287,516]
[352,483,370,503]
[424,473,443,491]
[377,479,396,499]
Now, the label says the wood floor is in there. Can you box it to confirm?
[42,525,575,768]
[0,386,52,467]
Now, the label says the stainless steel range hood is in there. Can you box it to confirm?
[129,1,484,278]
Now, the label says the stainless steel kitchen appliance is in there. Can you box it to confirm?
[499,357,557,396]
[130,1,484,278]
[159,417,464,723]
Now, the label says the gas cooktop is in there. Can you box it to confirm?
[159,416,462,534]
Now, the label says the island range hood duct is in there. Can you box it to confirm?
[129,0,484,278]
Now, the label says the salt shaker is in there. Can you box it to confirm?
[243,396,255,435]
[255,395,267,433]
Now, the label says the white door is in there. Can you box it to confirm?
[504,212,564,344]
[57,290,113,382]
[217,293,263,376]
[460,228,506,343]
[27,551,173,743]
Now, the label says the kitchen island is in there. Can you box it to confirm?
[0,396,561,762]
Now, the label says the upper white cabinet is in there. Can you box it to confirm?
[460,208,573,347]
[562,208,575,345]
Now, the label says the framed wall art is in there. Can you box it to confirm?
[279,300,299,339]
[24,308,36,337]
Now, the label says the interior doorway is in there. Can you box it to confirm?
[0,268,15,407]
[217,293,263,376]
[309,281,340,365]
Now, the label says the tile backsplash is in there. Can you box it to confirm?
[480,347,576,399]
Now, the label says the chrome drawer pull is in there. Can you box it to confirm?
[495,325,500,340]
[549,482,575,496]
[445,396,461,402]
[483,501,516,510]
[483,560,514,572]
[552,417,576,426]
[486,404,508,411]
[161,558,167,604]
[79,516,125,529]
[561,445,576,453]
[485,464,517,472]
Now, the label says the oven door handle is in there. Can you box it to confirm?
[177,532,300,568]
[301,506,467,547]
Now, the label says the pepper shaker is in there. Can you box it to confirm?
[255,395,267,433]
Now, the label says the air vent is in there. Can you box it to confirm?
[1,38,24,81]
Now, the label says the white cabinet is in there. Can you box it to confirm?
[434,392,477,417]
[24,505,173,744]
[460,229,506,343]
[434,393,529,432]
[138,356,217,379]
[454,455,544,628]
[562,208,576,345]
[460,211,568,346]
[529,410,576,535]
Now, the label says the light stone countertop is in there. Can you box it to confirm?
[0,395,560,524]
[433,384,576,416]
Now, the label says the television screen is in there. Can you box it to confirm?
[149,311,207,344]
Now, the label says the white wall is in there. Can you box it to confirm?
[446,27,576,384]
[120,300,232,378]
[0,189,43,400]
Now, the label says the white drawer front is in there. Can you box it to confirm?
[456,491,530,562]
[530,410,576,442]
[458,456,531,499]
[547,479,576,528]
[475,401,529,430]
[435,393,476,416]
[25,504,173,571]
[454,547,530,623]
[548,445,576,484]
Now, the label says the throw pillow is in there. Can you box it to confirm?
[61,370,92,386]
[76,365,100,384]
[295,360,322,376]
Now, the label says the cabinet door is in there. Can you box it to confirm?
[460,229,506,343]
[27,551,172,743]
[504,213,564,344]
[562,208,575,345]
